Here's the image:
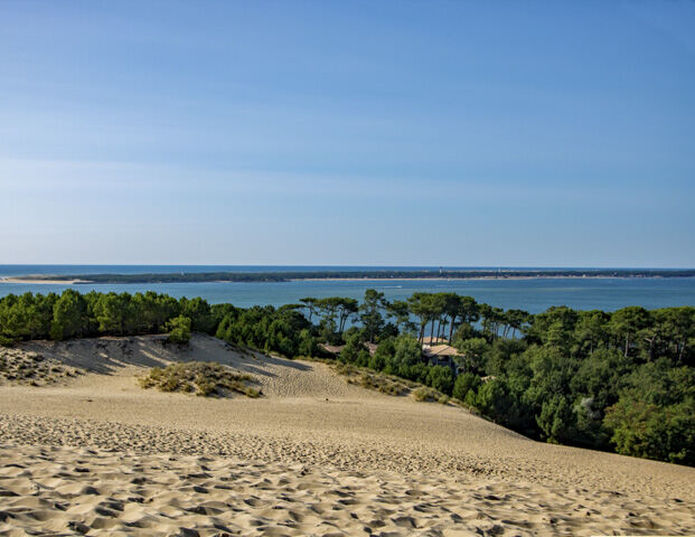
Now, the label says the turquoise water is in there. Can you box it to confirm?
[1,266,694,313]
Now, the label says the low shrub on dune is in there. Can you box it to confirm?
[413,386,443,403]
[139,361,260,398]
[334,362,451,404]
[334,362,414,396]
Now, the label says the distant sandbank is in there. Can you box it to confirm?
[3,269,694,285]
[0,277,89,285]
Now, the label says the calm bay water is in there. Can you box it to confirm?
[1,265,694,313]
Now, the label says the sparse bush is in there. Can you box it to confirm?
[0,335,15,347]
[166,315,192,344]
[334,362,416,396]
[413,386,439,402]
[453,372,482,401]
[426,365,454,395]
[334,362,454,404]
[139,361,260,398]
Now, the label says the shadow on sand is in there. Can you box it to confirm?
[20,334,311,377]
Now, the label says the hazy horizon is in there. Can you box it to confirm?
[2,1,694,266]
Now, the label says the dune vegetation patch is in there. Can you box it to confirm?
[412,386,451,404]
[0,348,83,386]
[333,362,451,403]
[335,363,414,396]
[139,361,261,398]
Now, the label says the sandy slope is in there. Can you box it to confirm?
[0,334,693,536]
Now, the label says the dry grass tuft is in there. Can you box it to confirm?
[139,361,261,398]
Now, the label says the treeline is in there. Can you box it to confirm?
[472,306,694,466]
[0,290,693,465]
[11,268,695,284]
[0,290,221,343]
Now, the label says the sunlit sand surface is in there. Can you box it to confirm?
[1,335,693,536]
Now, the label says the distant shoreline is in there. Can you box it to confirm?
[1,278,91,285]
[2,269,695,285]
[289,275,690,282]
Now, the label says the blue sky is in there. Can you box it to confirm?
[1,1,694,266]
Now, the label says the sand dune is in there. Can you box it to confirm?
[17,334,361,399]
[1,334,693,536]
